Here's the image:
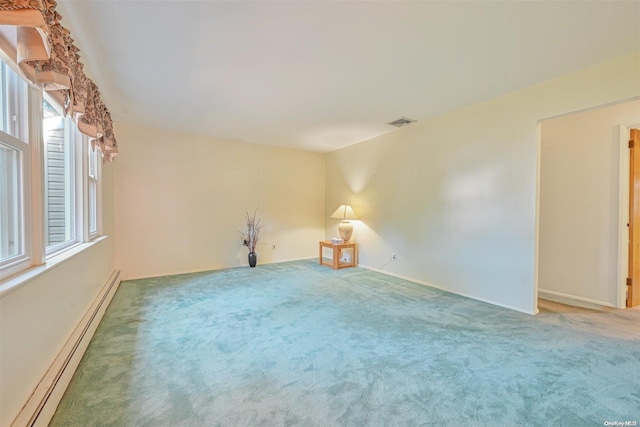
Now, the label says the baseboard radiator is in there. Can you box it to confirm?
[11,270,121,427]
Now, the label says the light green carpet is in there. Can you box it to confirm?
[50,260,640,426]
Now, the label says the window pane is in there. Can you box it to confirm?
[43,100,74,249]
[1,61,28,141]
[89,181,97,234]
[88,143,97,179]
[0,64,5,134]
[88,141,99,237]
[0,142,22,261]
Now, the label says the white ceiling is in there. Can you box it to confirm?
[56,1,640,153]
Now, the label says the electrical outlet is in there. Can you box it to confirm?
[392,252,397,261]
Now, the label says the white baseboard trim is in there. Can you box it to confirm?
[11,270,121,427]
[359,264,537,315]
[122,257,318,281]
[538,289,615,310]
[272,256,317,264]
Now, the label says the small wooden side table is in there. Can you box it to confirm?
[319,241,358,270]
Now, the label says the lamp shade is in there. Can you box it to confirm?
[330,205,358,220]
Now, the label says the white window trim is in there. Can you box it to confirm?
[78,132,89,242]
[92,146,102,239]
[85,138,102,241]
[28,86,45,267]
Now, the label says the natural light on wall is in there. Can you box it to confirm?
[443,166,504,233]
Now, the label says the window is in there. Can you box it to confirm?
[87,141,99,237]
[43,97,76,255]
[0,54,105,281]
[0,142,23,260]
[0,60,30,278]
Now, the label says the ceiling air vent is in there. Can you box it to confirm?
[387,117,417,128]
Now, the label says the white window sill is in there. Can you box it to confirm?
[0,236,109,298]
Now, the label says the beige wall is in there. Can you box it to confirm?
[113,123,325,280]
[539,100,640,307]
[0,163,115,427]
[325,52,640,314]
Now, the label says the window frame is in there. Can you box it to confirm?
[86,138,101,240]
[0,61,36,281]
[42,95,81,257]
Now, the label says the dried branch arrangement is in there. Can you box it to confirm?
[240,208,264,253]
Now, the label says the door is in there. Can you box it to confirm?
[628,128,640,307]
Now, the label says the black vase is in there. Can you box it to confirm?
[248,252,257,267]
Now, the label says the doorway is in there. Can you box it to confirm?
[537,99,640,310]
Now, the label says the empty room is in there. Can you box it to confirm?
[1,1,639,426]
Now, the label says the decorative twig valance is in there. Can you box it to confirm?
[0,0,118,162]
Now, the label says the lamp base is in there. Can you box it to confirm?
[338,221,353,242]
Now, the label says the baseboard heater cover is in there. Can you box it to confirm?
[11,270,121,427]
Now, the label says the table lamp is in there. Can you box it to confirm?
[330,205,358,242]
